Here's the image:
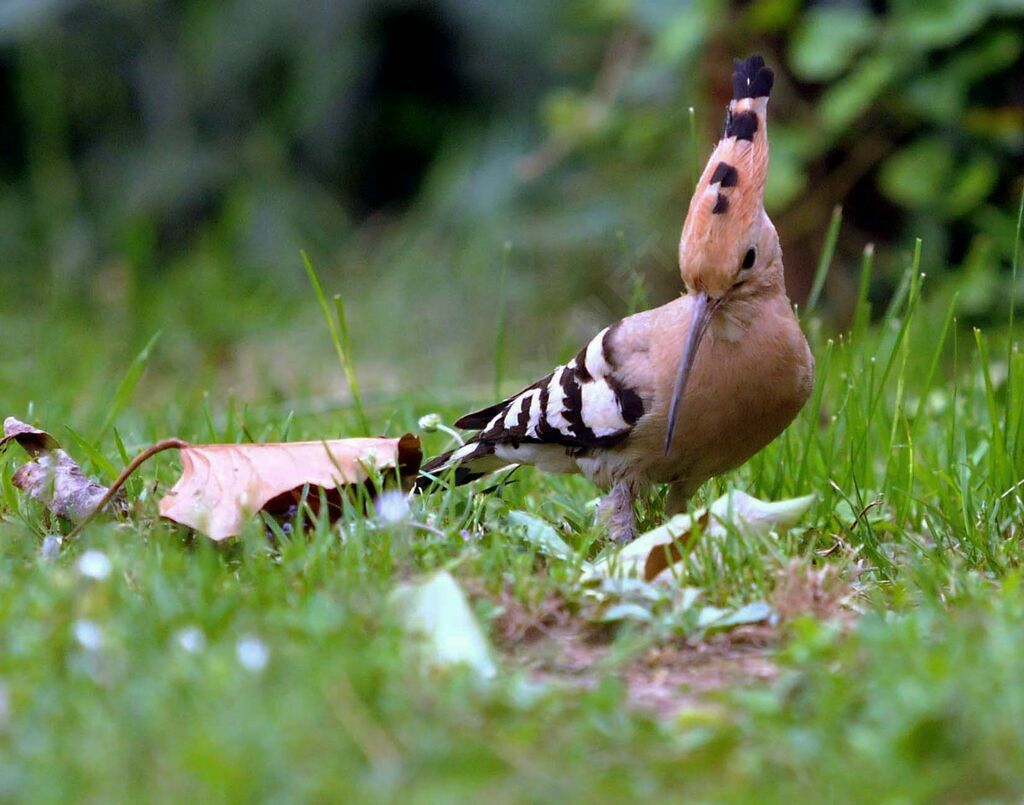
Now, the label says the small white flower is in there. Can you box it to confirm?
[927,389,948,415]
[40,535,62,560]
[73,620,104,651]
[418,413,442,432]
[375,490,411,524]
[77,550,111,581]
[236,636,269,672]
[175,626,206,654]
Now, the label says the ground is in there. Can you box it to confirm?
[2,243,1024,802]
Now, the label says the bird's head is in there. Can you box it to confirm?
[666,54,781,453]
[679,54,778,298]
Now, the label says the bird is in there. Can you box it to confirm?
[419,54,814,543]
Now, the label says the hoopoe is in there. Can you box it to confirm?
[420,55,814,543]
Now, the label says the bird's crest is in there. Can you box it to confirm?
[679,55,774,293]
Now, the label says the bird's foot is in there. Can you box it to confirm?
[664,482,692,517]
[598,481,638,544]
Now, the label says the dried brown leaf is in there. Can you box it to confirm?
[158,435,422,540]
[0,418,60,455]
[5,416,422,541]
[2,417,123,522]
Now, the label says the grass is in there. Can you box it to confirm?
[1,212,1024,802]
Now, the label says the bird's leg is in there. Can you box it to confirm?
[664,482,692,516]
[598,480,638,544]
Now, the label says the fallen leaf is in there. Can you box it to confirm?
[389,571,497,680]
[587,491,816,582]
[159,435,422,540]
[696,601,773,632]
[5,416,422,540]
[2,417,124,522]
[596,602,656,624]
[0,418,60,455]
[580,576,772,637]
[582,576,686,624]
[507,510,574,560]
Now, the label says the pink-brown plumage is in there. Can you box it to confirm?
[421,55,814,542]
[681,92,771,295]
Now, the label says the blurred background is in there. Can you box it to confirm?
[1,0,1023,417]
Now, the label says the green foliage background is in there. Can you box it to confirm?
[0,0,1022,402]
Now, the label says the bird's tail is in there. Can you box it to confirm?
[415,439,511,491]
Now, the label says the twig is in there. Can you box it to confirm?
[66,439,187,539]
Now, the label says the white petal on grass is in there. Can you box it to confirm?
[73,620,104,651]
[926,389,948,414]
[389,571,497,680]
[595,602,656,623]
[374,490,411,524]
[236,636,269,672]
[40,534,62,560]
[175,626,207,654]
[77,550,112,580]
[508,511,573,560]
[696,601,772,631]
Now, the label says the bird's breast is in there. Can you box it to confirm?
[631,296,813,486]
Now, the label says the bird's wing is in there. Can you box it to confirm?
[456,322,646,453]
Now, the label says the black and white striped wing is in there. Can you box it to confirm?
[457,323,645,454]
[419,323,648,486]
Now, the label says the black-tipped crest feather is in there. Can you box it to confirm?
[731,54,774,100]
[725,111,758,141]
[710,162,739,187]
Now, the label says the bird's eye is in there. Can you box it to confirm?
[741,247,756,270]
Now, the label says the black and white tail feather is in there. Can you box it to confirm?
[417,323,645,489]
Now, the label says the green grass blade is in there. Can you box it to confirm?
[880,241,921,326]
[909,292,958,438]
[493,241,511,400]
[794,337,832,492]
[201,394,217,442]
[1004,185,1024,447]
[975,328,1013,486]
[98,330,161,438]
[851,243,874,341]
[805,205,842,315]
[64,426,120,480]
[848,241,921,488]
[688,106,699,191]
[111,427,130,466]
[303,251,370,436]
[332,294,369,435]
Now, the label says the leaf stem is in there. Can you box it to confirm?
[66,439,187,539]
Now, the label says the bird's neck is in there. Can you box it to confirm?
[711,284,790,343]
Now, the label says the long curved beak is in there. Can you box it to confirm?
[664,291,716,455]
